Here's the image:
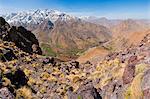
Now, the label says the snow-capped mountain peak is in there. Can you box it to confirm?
[2,9,77,25]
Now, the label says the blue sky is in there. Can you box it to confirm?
[0,0,149,19]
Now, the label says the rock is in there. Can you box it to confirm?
[0,48,17,62]
[122,64,135,84]
[128,55,138,65]
[141,69,150,99]
[101,80,124,99]
[68,84,102,99]
[8,26,42,55]
[0,17,42,55]
[0,17,10,30]
[5,69,28,89]
[143,89,150,99]
[42,57,55,64]
[122,55,138,84]
[32,44,42,54]
[0,17,6,27]
[70,61,79,69]
[0,87,14,99]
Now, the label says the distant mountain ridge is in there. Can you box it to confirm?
[81,16,122,28]
[3,9,78,25]
[81,16,150,29]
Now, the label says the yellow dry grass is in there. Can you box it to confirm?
[130,73,144,99]
[16,86,32,99]
[135,63,148,75]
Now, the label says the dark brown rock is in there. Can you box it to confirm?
[0,17,6,27]
[0,48,17,62]
[70,61,79,69]
[8,26,42,55]
[5,69,28,89]
[122,64,135,84]
[128,55,138,65]
[0,17,42,55]
[122,55,138,84]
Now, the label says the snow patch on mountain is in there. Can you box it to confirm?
[2,9,78,25]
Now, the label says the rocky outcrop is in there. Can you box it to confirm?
[122,56,138,84]
[122,64,135,84]
[68,84,102,99]
[0,48,17,62]
[0,17,42,55]
[100,80,124,99]
[5,69,28,89]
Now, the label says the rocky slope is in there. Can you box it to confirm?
[1,17,150,99]
[37,19,111,56]
[101,19,150,52]
[111,19,149,37]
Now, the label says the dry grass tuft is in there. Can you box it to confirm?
[16,86,32,99]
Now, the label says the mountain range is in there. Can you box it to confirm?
[2,9,112,60]
[1,9,150,61]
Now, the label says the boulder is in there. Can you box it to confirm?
[122,55,138,84]
[122,64,135,84]
[101,80,124,99]
[0,87,14,99]
[8,26,42,55]
[67,84,102,99]
[5,69,28,89]
[42,57,55,64]
[0,48,17,62]
[70,61,79,69]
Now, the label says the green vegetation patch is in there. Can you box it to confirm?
[41,43,56,57]
[64,48,85,56]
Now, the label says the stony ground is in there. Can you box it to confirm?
[1,17,150,99]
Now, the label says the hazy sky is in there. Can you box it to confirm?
[0,0,150,19]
